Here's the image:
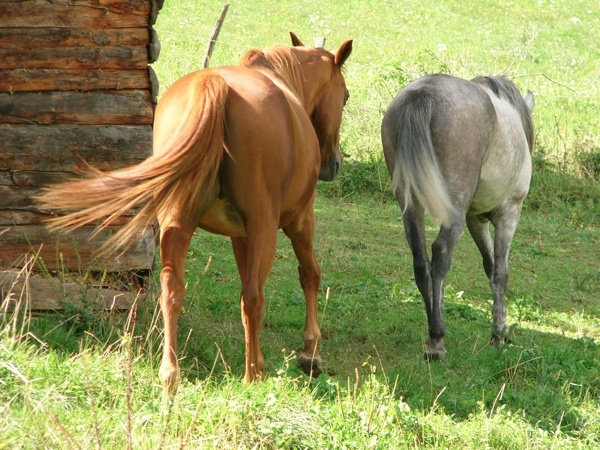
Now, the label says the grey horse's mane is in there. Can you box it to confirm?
[472,75,535,152]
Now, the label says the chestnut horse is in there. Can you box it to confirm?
[38,33,353,391]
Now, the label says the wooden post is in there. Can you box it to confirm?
[202,3,230,69]
[315,37,326,48]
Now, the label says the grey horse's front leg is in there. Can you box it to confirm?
[489,206,523,345]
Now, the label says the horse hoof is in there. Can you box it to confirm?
[491,325,513,346]
[491,334,512,347]
[297,354,323,378]
[425,338,446,361]
[424,350,446,361]
[424,352,446,361]
[159,365,180,396]
[491,336,505,347]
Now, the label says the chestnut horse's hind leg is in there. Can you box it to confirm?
[283,209,323,378]
[231,224,278,383]
[157,224,194,394]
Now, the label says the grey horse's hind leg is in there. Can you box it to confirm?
[428,220,465,358]
[401,205,446,359]
[487,204,523,345]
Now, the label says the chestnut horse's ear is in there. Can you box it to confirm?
[290,32,305,47]
[335,39,353,67]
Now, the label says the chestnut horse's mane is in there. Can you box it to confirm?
[261,45,306,103]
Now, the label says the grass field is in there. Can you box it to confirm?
[1,0,599,448]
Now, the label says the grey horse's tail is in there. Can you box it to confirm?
[389,90,455,226]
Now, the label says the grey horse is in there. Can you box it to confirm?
[381,74,534,359]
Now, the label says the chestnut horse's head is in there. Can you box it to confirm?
[290,33,353,181]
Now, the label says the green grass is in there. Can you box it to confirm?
[2,197,597,448]
[1,0,599,448]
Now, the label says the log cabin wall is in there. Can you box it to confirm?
[0,0,162,282]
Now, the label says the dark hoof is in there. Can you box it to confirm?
[297,354,323,378]
[491,325,514,347]
[491,336,506,347]
[491,321,518,346]
[424,349,446,361]
[491,335,513,347]
[425,339,446,361]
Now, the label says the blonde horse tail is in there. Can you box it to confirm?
[37,73,229,253]
[389,91,455,226]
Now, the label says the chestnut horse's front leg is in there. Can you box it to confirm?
[283,207,323,378]
[157,224,194,395]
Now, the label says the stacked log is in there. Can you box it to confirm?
[0,0,163,309]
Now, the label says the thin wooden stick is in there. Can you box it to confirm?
[512,72,581,94]
[202,3,230,69]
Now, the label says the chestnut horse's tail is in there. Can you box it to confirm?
[37,73,229,252]
[388,91,455,226]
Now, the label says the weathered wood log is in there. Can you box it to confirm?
[0,90,153,125]
[0,270,136,311]
[148,66,159,103]
[0,169,144,217]
[0,171,11,186]
[0,209,131,227]
[0,225,156,271]
[10,170,78,188]
[0,0,152,29]
[0,124,153,171]
[0,46,148,70]
[0,185,44,211]
[0,184,142,215]
[0,28,149,49]
[0,210,58,226]
[149,0,162,27]
[0,68,151,92]
[147,27,161,64]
